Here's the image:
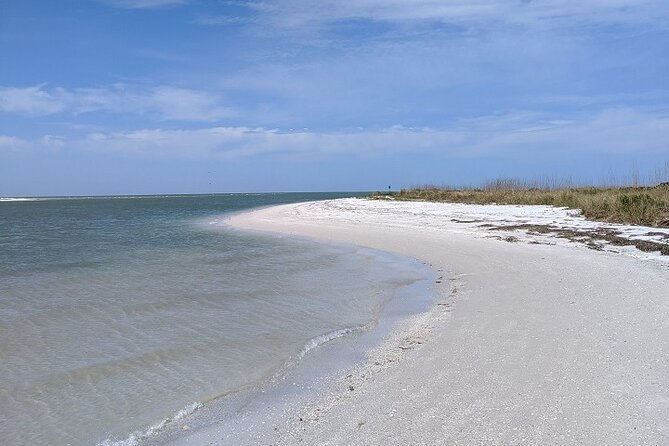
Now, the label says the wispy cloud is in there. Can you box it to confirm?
[101,0,188,9]
[249,0,669,29]
[0,85,234,122]
[5,108,667,160]
[210,26,593,127]
[0,85,66,115]
[0,135,30,152]
[529,91,669,108]
[193,15,249,26]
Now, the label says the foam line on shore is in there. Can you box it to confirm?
[98,402,202,446]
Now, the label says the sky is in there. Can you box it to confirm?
[1,0,668,195]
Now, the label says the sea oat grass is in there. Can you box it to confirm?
[372,183,669,228]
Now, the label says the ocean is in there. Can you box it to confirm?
[0,193,431,445]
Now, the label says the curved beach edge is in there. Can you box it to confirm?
[189,198,669,445]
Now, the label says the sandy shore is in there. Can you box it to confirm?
[193,198,668,445]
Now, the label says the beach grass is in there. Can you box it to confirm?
[372,182,669,228]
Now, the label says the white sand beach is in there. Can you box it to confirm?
[218,198,669,445]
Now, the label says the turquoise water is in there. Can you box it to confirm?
[0,194,427,445]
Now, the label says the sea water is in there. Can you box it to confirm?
[0,194,430,445]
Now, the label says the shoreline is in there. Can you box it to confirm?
[167,198,667,444]
[141,223,440,446]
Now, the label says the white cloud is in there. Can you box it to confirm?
[0,85,66,115]
[146,86,233,121]
[530,91,669,107]
[102,0,187,9]
[81,126,462,158]
[193,15,248,26]
[0,85,233,122]
[454,108,669,157]
[6,108,667,160]
[0,135,30,151]
[250,0,669,29]
[211,26,593,128]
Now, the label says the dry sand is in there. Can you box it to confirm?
[209,198,667,445]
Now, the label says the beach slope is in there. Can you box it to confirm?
[226,198,668,445]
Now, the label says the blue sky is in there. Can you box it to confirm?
[1,0,668,195]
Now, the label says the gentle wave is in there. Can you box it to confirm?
[0,195,191,202]
[98,327,369,446]
[97,402,202,446]
[0,197,40,202]
[296,325,370,361]
[1,192,414,445]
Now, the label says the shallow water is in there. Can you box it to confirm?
[0,194,428,445]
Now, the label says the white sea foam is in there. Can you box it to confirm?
[0,197,39,202]
[0,195,185,202]
[97,402,202,446]
[98,329,372,446]
[297,327,365,360]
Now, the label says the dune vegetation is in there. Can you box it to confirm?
[372,181,669,228]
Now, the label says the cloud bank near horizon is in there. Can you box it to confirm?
[4,108,667,162]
